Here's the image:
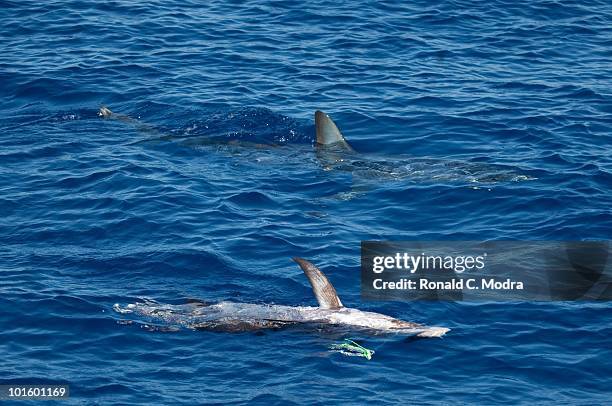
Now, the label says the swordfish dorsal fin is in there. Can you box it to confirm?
[314,110,354,151]
[293,257,343,309]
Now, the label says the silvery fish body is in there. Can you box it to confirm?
[114,258,449,338]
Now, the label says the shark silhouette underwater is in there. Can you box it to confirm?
[98,106,357,152]
[99,106,533,183]
[113,258,449,338]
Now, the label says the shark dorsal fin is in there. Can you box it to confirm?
[293,257,343,309]
[314,110,354,151]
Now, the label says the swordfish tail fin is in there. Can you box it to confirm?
[292,257,343,309]
[314,110,354,151]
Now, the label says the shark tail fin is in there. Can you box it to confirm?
[99,106,113,118]
[98,105,164,140]
[98,105,136,123]
[293,257,343,309]
[314,110,354,151]
[98,105,139,125]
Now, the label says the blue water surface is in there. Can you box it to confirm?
[1,0,611,404]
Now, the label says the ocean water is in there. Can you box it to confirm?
[1,0,611,404]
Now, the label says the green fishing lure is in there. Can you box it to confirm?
[329,339,375,360]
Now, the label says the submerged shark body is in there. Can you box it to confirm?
[114,258,449,338]
[100,106,532,183]
[313,110,532,182]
